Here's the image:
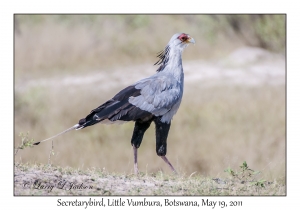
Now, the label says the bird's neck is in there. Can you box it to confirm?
[163,48,184,82]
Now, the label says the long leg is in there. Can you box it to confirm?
[154,117,177,173]
[131,119,152,174]
[133,145,138,174]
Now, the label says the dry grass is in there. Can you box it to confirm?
[15,15,217,80]
[15,14,285,81]
[14,162,285,196]
[15,82,285,179]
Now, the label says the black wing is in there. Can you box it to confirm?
[77,85,153,129]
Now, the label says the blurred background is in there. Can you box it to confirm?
[14,15,285,179]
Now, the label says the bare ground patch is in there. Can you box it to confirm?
[14,163,285,196]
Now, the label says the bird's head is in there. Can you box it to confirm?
[155,33,195,70]
[168,33,195,51]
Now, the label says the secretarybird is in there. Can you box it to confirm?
[33,33,195,174]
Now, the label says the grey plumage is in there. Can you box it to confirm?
[129,74,183,123]
[33,33,195,174]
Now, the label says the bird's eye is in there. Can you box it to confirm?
[178,34,188,42]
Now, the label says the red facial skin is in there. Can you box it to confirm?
[178,33,189,42]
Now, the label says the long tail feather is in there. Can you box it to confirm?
[33,124,79,145]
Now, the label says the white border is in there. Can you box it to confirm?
[2,1,297,209]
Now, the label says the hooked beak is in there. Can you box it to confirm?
[187,37,195,44]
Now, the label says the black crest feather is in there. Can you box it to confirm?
[154,45,170,72]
